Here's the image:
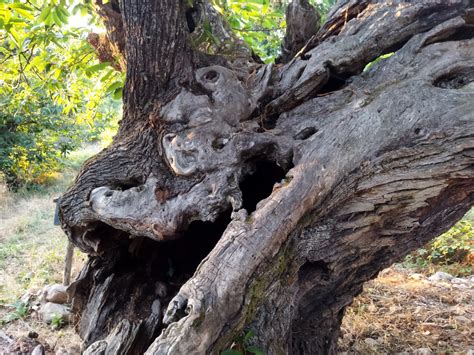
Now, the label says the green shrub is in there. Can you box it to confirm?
[428,220,473,264]
[1,299,29,324]
[403,218,474,275]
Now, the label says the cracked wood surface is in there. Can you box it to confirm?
[146,15,474,354]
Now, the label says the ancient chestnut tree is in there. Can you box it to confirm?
[59,0,474,353]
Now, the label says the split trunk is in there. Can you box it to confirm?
[59,1,474,353]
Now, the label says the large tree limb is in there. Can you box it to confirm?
[266,0,471,116]
[145,16,474,353]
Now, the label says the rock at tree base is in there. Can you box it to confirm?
[38,302,71,324]
[31,344,45,355]
[43,284,69,304]
[428,272,453,282]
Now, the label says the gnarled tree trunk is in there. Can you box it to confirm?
[59,0,474,353]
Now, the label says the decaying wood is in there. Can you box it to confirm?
[63,242,74,286]
[277,0,320,64]
[59,0,474,353]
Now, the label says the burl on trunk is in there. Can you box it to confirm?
[59,0,474,354]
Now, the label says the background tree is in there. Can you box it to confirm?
[56,0,474,354]
[0,0,122,187]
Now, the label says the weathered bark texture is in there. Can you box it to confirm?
[277,0,320,64]
[59,0,474,354]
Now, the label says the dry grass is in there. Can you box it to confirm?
[0,146,100,304]
[0,145,101,353]
[0,146,102,353]
[339,266,474,354]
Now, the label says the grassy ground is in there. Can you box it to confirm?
[0,144,472,353]
[0,146,101,353]
[0,145,100,304]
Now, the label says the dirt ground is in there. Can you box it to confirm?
[339,266,473,354]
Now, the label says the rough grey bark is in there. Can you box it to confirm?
[59,1,474,354]
[277,0,320,64]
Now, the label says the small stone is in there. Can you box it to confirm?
[451,277,468,284]
[44,284,69,304]
[428,271,453,282]
[38,302,70,324]
[409,273,425,280]
[0,330,13,345]
[452,282,468,289]
[20,292,32,305]
[413,348,432,355]
[364,337,379,347]
[31,344,45,355]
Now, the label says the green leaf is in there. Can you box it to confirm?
[243,330,255,343]
[55,7,68,24]
[11,7,35,21]
[85,62,111,74]
[112,87,123,100]
[50,37,65,49]
[246,346,266,355]
[105,81,123,93]
[57,5,69,18]
[38,5,52,23]
[51,10,63,27]
[5,26,20,45]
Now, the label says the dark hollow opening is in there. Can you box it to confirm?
[294,126,318,140]
[163,209,233,282]
[76,209,233,352]
[317,65,350,95]
[109,177,143,192]
[109,209,233,287]
[185,7,198,33]
[260,113,280,130]
[239,160,288,213]
[433,67,474,89]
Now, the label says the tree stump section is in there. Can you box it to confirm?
[59,1,474,353]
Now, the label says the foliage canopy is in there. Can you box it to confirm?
[0,0,122,187]
[0,0,336,187]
